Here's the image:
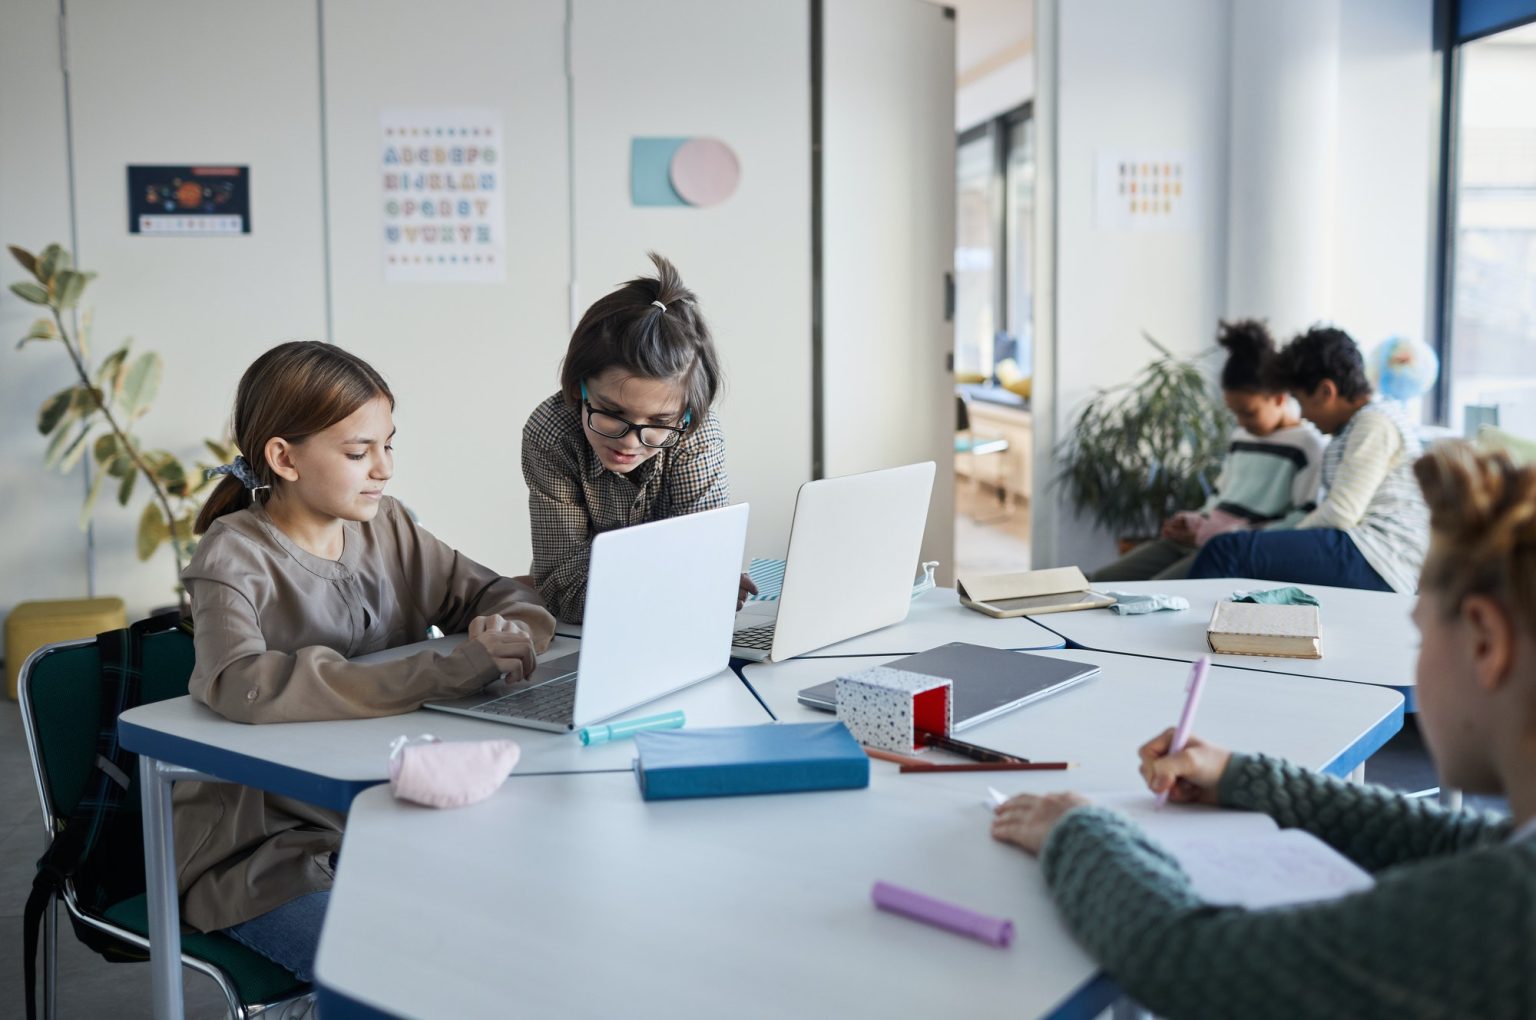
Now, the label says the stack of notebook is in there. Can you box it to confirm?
[633,721,869,801]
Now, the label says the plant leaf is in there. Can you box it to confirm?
[17,318,59,348]
[10,280,49,306]
[58,424,95,472]
[8,245,38,279]
[107,453,135,479]
[53,269,95,310]
[37,387,77,435]
[93,432,121,464]
[121,352,162,418]
[96,345,131,398]
[137,502,168,561]
[80,463,109,529]
[46,420,88,468]
[37,244,69,283]
[151,454,189,498]
[116,465,138,506]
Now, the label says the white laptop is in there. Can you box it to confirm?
[415,503,749,732]
[732,462,935,662]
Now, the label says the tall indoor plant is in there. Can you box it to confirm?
[1055,331,1231,545]
[9,243,236,610]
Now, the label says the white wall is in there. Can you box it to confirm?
[322,0,570,575]
[571,0,812,562]
[1033,0,1232,570]
[20,0,330,615]
[0,0,88,620]
[823,0,956,578]
[954,0,1033,130]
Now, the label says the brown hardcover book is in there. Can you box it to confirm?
[1206,601,1322,659]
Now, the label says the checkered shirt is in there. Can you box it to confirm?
[521,392,729,622]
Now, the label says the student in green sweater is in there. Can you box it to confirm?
[1092,319,1325,582]
[995,442,1536,1019]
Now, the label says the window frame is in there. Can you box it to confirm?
[956,101,1032,382]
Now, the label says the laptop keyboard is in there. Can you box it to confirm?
[468,671,577,724]
[733,623,777,651]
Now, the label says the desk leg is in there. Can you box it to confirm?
[1348,763,1366,785]
[1439,786,1463,810]
[140,756,185,1020]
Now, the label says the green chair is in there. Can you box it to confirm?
[19,633,311,1019]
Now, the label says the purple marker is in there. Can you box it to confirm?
[1157,655,1211,807]
[871,881,1014,947]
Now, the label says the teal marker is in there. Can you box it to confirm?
[579,710,686,746]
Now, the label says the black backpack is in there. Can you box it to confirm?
[21,611,191,1020]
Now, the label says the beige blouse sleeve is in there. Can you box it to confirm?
[186,578,508,723]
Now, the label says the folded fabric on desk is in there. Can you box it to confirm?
[1102,591,1190,616]
[388,734,521,809]
[1231,586,1320,607]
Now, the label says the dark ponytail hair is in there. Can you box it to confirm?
[559,252,722,423]
[195,341,394,533]
[1217,319,1278,392]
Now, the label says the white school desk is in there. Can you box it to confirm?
[743,649,1405,787]
[312,651,1403,1020]
[1030,579,1420,708]
[557,587,1067,656]
[115,635,773,1020]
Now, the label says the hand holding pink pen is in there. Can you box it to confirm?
[1155,656,1210,807]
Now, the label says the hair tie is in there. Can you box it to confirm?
[651,300,667,312]
[206,455,270,497]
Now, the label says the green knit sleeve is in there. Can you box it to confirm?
[1040,806,1536,1019]
[1217,753,1512,870]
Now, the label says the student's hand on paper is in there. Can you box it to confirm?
[990,792,1090,855]
[1138,728,1232,806]
[737,573,758,611]
[468,614,536,680]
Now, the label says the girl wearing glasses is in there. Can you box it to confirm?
[522,252,750,622]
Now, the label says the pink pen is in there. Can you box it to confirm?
[1156,655,1210,807]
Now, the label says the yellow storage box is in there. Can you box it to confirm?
[5,597,127,700]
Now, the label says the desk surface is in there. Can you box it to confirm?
[315,652,1402,1020]
[1034,579,1419,701]
[557,587,1066,656]
[118,636,773,812]
[316,772,1116,1020]
[743,649,1405,784]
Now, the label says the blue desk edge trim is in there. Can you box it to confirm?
[119,717,377,813]
[1044,971,1123,1019]
[1320,699,1406,779]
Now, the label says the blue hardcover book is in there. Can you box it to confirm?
[633,721,870,801]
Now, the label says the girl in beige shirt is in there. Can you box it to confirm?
[177,341,554,982]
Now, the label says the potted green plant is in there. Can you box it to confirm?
[1054,331,1231,549]
[10,243,236,612]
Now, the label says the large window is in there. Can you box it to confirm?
[954,105,1033,385]
[1443,18,1536,435]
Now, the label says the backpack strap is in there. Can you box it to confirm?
[22,611,184,1020]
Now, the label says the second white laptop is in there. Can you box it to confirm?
[732,461,935,662]
[419,502,749,732]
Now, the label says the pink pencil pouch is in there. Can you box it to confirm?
[388,734,521,809]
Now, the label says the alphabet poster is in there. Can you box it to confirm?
[381,109,505,282]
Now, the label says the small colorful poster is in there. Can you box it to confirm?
[128,165,250,235]
[1095,152,1195,232]
[381,109,505,282]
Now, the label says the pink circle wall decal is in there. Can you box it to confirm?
[669,138,740,207]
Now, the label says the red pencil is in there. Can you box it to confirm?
[898,761,1074,773]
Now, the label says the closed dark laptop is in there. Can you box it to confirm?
[796,643,1098,731]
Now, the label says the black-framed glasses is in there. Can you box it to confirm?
[580,383,691,449]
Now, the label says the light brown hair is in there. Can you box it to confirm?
[559,252,722,423]
[195,341,394,533]
[1415,442,1536,629]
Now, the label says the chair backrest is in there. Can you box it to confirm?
[956,394,972,432]
[22,629,195,905]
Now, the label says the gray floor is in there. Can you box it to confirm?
[0,688,1510,1018]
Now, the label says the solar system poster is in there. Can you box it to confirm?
[128,165,250,235]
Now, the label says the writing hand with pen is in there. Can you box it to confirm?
[988,730,1236,855]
